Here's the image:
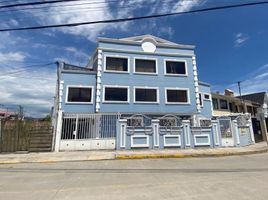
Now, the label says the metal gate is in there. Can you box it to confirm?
[218,117,234,147]
[60,113,119,151]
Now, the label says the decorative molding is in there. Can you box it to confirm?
[163,135,181,147]
[96,49,102,112]
[131,135,149,148]
[194,134,210,146]
[192,56,201,113]
[59,80,64,110]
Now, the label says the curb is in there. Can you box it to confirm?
[116,148,268,160]
[0,147,267,164]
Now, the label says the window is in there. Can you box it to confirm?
[204,94,211,100]
[66,86,92,103]
[220,99,228,110]
[212,98,219,109]
[166,89,189,104]
[134,88,158,103]
[165,60,187,75]
[199,93,203,107]
[229,102,234,112]
[104,86,128,102]
[135,59,156,74]
[105,57,128,72]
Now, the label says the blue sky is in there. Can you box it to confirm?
[0,0,267,117]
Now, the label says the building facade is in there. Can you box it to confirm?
[53,35,254,151]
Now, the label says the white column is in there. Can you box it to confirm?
[211,120,220,146]
[54,110,63,152]
[152,119,160,148]
[96,49,103,113]
[232,120,240,146]
[192,56,201,113]
[119,119,127,149]
[248,118,255,144]
[183,120,191,147]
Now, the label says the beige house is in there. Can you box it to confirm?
[212,89,260,117]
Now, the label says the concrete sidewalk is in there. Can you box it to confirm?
[0,142,267,164]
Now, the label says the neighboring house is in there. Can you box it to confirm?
[211,89,265,142]
[212,89,260,117]
[53,35,254,151]
[240,92,268,141]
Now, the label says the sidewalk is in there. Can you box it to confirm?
[0,142,267,164]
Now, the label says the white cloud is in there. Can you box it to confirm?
[0,52,26,64]
[29,0,205,41]
[0,66,56,117]
[234,32,249,47]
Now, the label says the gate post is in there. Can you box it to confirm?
[248,118,255,144]
[117,119,127,149]
[232,120,240,146]
[54,110,63,152]
[211,120,221,147]
[152,119,160,148]
[182,120,191,148]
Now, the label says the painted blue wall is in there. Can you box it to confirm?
[199,83,213,118]
[61,71,96,113]
[99,47,198,114]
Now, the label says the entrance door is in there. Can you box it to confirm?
[219,118,234,147]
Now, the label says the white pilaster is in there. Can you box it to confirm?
[54,110,63,152]
[96,49,103,113]
[192,56,201,113]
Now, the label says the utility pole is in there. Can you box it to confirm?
[238,81,245,113]
[18,105,24,120]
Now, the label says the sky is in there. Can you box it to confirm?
[0,0,268,117]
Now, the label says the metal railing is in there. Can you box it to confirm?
[61,113,119,140]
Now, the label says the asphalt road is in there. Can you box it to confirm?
[1,153,268,200]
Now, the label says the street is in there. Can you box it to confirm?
[1,153,268,200]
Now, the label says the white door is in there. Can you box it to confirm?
[219,118,234,147]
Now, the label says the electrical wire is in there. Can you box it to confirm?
[1,1,268,32]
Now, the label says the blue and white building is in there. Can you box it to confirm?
[53,35,254,151]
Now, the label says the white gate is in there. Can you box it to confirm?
[60,113,119,151]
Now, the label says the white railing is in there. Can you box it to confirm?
[61,113,119,140]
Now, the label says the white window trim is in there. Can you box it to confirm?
[102,85,129,103]
[164,59,188,76]
[65,85,94,104]
[194,134,210,146]
[133,86,159,104]
[133,57,158,75]
[165,87,190,104]
[163,135,181,147]
[203,93,212,101]
[104,54,130,73]
[131,135,149,148]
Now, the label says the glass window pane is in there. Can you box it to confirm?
[167,90,188,103]
[135,89,157,102]
[105,87,128,101]
[106,57,128,71]
[166,61,186,75]
[68,88,92,102]
[220,99,228,109]
[135,59,156,73]
[212,98,219,109]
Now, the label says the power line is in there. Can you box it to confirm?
[0,0,86,9]
[0,62,55,77]
[1,1,268,32]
